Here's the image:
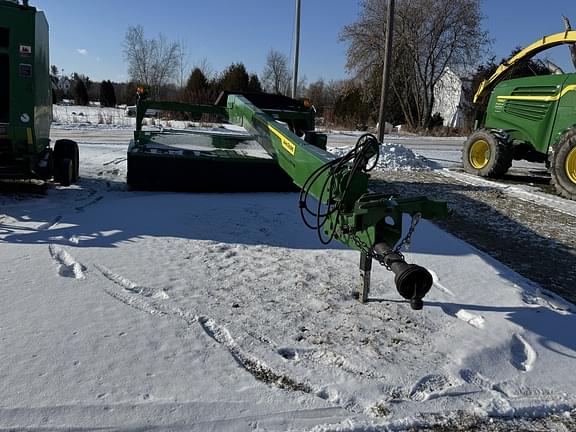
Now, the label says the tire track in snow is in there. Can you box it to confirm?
[94,264,169,317]
[94,264,169,299]
[197,316,319,397]
[102,157,126,166]
[93,265,335,406]
[276,345,377,378]
[48,245,86,280]
[75,195,103,212]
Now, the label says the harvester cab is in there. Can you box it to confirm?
[463,30,576,199]
[0,0,79,185]
[127,93,448,309]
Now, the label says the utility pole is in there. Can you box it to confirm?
[377,0,395,142]
[291,0,301,99]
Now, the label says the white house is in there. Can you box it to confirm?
[432,67,471,128]
[58,77,71,93]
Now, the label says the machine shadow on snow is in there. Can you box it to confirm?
[1,174,574,269]
[2,175,576,354]
[1,174,574,271]
[0,179,350,251]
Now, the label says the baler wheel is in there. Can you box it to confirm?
[54,139,79,183]
[551,127,576,200]
[462,129,512,177]
[55,158,73,187]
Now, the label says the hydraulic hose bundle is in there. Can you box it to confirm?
[298,133,380,245]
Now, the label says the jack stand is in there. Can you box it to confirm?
[357,252,372,303]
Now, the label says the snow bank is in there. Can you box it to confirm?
[52,105,198,130]
[328,143,439,171]
[52,105,134,128]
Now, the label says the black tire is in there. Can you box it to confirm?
[462,129,513,178]
[54,139,79,183]
[36,148,54,180]
[55,158,73,186]
[550,127,576,200]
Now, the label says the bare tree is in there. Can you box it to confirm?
[304,78,341,119]
[261,49,291,95]
[176,39,189,89]
[341,0,489,129]
[194,57,214,81]
[123,25,180,99]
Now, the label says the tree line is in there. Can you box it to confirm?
[51,67,124,108]
[54,3,575,132]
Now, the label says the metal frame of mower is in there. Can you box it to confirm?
[127,92,448,309]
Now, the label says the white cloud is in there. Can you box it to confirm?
[76,48,88,56]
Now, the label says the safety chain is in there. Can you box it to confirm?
[350,213,422,271]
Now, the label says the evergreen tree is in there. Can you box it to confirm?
[219,63,250,92]
[184,68,216,104]
[99,80,117,107]
[247,74,262,93]
[109,81,117,107]
[73,77,89,105]
[186,68,208,93]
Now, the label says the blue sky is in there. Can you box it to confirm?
[32,0,575,84]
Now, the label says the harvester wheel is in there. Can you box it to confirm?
[54,139,79,183]
[551,127,576,200]
[462,129,512,177]
[55,158,73,187]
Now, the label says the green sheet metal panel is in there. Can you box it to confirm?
[551,73,576,147]
[127,127,298,191]
[486,74,570,153]
[0,1,50,170]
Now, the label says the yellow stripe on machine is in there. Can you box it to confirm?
[497,84,576,102]
[26,128,33,145]
[473,30,576,104]
[267,124,296,156]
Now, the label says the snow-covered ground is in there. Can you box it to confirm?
[1,110,575,430]
[52,105,135,129]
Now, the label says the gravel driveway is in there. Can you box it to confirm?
[370,170,576,305]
